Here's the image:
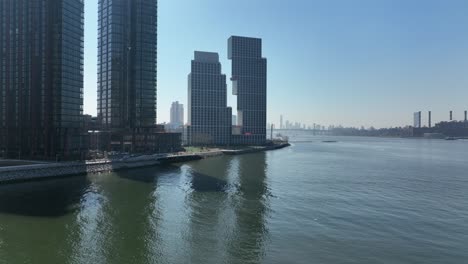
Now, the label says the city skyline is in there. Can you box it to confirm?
[83,0,468,128]
[1,1,468,263]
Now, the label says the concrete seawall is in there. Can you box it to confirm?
[0,144,287,184]
[0,158,160,184]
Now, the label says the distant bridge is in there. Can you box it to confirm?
[274,129,332,135]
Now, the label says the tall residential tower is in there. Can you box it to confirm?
[0,0,84,158]
[229,36,267,145]
[187,52,232,146]
[96,0,180,153]
[98,0,158,130]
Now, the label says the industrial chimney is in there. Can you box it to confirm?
[428,111,432,128]
[450,111,453,121]
[465,110,467,122]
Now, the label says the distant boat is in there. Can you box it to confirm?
[445,137,457,141]
[322,140,338,143]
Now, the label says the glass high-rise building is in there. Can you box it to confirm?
[188,51,232,146]
[98,0,158,130]
[0,0,84,158]
[228,36,267,145]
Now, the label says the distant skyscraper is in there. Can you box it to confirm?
[280,115,284,129]
[187,52,232,145]
[0,0,84,158]
[413,111,422,128]
[229,36,267,145]
[232,115,238,126]
[170,101,184,128]
[98,0,158,130]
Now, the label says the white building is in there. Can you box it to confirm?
[170,101,184,128]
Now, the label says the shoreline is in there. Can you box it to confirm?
[0,143,290,184]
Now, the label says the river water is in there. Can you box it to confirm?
[0,135,467,264]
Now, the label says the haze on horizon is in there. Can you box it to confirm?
[84,0,468,129]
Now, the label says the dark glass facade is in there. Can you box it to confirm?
[0,0,84,159]
[228,36,267,145]
[188,52,232,146]
[98,0,158,130]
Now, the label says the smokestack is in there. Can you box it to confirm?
[418,111,422,128]
[450,111,453,121]
[465,111,467,122]
[428,111,432,128]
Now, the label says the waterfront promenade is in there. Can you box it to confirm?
[0,143,290,184]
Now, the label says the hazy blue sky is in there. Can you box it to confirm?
[84,0,468,128]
